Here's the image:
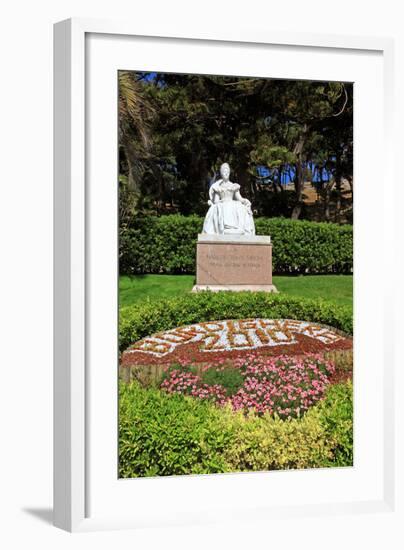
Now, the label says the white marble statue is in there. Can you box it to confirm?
[202,163,255,235]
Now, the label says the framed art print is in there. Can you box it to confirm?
[54,18,399,533]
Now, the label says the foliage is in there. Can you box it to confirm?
[200,365,245,397]
[119,214,201,275]
[118,73,353,220]
[161,354,336,417]
[119,291,353,352]
[119,215,353,275]
[223,405,335,471]
[118,71,154,201]
[315,380,353,466]
[119,381,353,477]
[258,217,352,273]
[119,380,234,477]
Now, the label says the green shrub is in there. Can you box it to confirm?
[119,214,201,275]
[224,408,334,471]
[315,380,353,466]
[119,291,352,352]
[256,218,353,274]
[201,366,244,397]
[119,381,234,478]
[119,215,353,275]
[224,382,353,471]
[119,381,353,477]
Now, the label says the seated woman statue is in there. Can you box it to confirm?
[202,162,255,235]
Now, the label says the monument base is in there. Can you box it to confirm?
[192,284,278,293]
[194,234,276,292]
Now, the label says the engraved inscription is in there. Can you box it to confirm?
[205,253,263,269]
[196,242,272,285]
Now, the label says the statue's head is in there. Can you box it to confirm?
[220,163,230,179]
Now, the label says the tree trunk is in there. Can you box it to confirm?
[237,161,253,201]
[291,161,304,219]
[122,138,142,198]
[335,152,342,223]
[323,179,334,222]
[274,167,283,193]
[290,126,307,220]
[347,175,353,198]
[317,166,324,201]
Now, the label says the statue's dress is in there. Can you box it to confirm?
[202,181,255,235]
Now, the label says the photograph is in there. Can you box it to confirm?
[0,0,400,543]
[117,70,354,478]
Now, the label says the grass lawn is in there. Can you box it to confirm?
[119,274,353,309]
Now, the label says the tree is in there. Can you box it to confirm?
[118,72,353,222]
[118,71,154,199]
[257,80,352,219]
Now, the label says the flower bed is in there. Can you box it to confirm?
[119,379,354,476]
[119,293,353,354]
[160,354,336,418]
[121,318,352,367]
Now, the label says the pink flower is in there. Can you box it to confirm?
[160,353,335,419]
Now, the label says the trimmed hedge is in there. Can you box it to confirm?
[315,381,354,466]
[119,215,353,275]
[223,380,353,472]
[119,380,234,477]
[119,292,353,352]
[119,380,353,477]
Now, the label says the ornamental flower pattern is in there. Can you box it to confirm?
[123,319,349,367]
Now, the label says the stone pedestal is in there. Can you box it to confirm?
[192,234,277,292]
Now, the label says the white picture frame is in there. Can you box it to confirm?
[54,17,400,533]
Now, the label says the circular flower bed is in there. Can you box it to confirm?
[121,318,352,367]
[160,353,335,418]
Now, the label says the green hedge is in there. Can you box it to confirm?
[119,215,353,275]
[119,292,353,352]
[225,380,353,472]
[119,380,353,477]
[315,381,354,466]
[119,380,234,477]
